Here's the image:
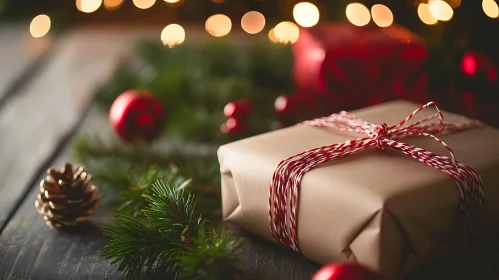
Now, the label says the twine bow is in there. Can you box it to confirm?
[268,102,484,253]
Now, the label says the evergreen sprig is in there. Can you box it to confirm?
[92,39,294,144]
[72,134,221,219]
[101,180,242,280]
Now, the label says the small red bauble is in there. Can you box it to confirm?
[109,90,166,142]
[461,51,498,82]
[312,263,380,280]
[220,117,244,135]
[223,100,252,118]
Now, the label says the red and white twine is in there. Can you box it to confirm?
[268,102,484,253]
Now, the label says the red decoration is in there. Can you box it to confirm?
[220,117,244,135]
[461,51,498,83]
[293,23,429,110]
[109,90,166,142]
[224,100,252,118]
[312,263,380,280]
[274,95,302,117]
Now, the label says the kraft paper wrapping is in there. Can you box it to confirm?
[217,100,499,280]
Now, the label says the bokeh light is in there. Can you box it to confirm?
[164,0,180,2]
[429,0,454,21]
[483,0,499,18]
[133,0,156,9]
[447,0,461,8]
[371,4,393,27]
[104,0,124,10]
[206,14,232,37]
[76,0,103,13]
[346,3,371,27]
[241,11,266,34]
[30,15,51,38]
[268,28,279,43]
[274,21,300,44]
[461,53,478,77]
[161,24,185,48]
[293,2,320,28]
[417,3,438,25]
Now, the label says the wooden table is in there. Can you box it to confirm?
[0,24,498,280]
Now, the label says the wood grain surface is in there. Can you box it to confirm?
[0,26,142,230]
[0,23,52,106]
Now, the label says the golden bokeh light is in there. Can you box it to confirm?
[161,24,185,48]
[346,3,371,27]
[483,0,499,18]
[76,0,103,13]
[241,11,266,34]
[417,3,438,25]
[104,0,124,10]
[206,14,232,37]
[268,28,279,43]
[133,0,156,9]
[274,21,300,44]
[30,15,51,38]
[429,0,454,21]
[447,0,461,8]
[293,2,320,28]
[371,4,393,27]
[164,0,180,2]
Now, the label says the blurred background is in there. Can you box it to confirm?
[1,0,499,138]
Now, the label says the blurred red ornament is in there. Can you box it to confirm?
[462,53,478,77]
[274,95,296,116]
[293,23,428,110]
[312,263,380,280]
[109,90,166,142]
[221,117,244,134]
[224,100,252,118]
[461,51,498,83]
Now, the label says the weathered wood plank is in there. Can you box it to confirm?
[0,26,145,230]
[0,23,53,104]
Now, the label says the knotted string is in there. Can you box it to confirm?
[268,101,484,253]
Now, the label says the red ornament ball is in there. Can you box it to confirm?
[223,100,252,118]
[312,263,380,280]
[461,51,498,82]
[220,117,244,135]
[109,90,166,142]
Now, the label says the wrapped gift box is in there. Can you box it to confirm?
[218,100,499,279]
[293,24,429,110]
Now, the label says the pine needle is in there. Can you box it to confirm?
[100,178,241,279]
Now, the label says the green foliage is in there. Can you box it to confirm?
[174,226,242,280]
[101,180,242,280]
[77,38,296,280]
[93,39,294,144]
[72,134,221,219]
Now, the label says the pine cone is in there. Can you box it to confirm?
[35,163,98,228]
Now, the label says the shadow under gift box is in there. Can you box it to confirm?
[293,24,429,110]
[218,100,499,280]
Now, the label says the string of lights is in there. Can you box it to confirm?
[29,0,499,47]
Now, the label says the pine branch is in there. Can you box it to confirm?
[101,179,242,280]
[142,181,201,243]
[101,211,177,279]
[174,226,242,280]
[90,39,290,144]
[72,135,222,219]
